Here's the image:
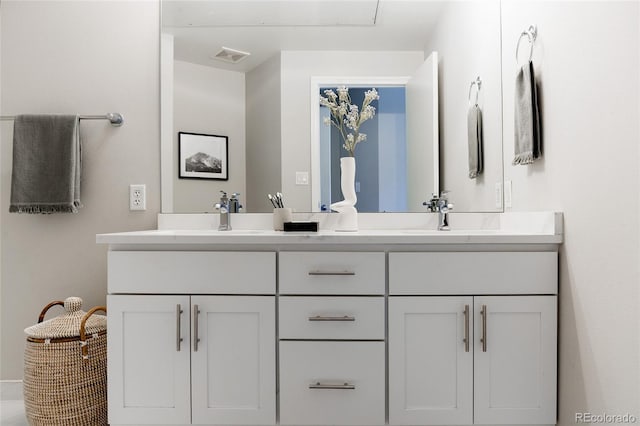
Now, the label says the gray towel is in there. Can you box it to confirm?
[513,61,541,165]
[468,104,483,179]
[10,114,82,213]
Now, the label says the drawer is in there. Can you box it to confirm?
[108,251,275,294]
[279,252,385,295]
[279,297,384,340]
[389,251,557,295]
[279,341,385,425]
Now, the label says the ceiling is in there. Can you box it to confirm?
[162,0,445,72]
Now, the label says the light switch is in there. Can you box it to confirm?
[295,171,309,185]
[505,180,513,209]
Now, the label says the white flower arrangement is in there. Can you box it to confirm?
[319,86,380,157]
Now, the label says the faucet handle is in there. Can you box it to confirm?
[423,199,436,212]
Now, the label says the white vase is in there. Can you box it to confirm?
[330,156,358,231]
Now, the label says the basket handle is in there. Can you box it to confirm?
[38,301,65,323]
[80,306,107,360]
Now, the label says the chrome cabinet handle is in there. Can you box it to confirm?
[480,304,487,352]
[463,304,470,352]
[193,304,201,352]
[308,271,356,276]
[308,315,355,322]
[309,382,355,390]
[176,304,183,352]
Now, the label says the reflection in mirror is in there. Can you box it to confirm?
[161,0,503,214]
[318,85,407,213]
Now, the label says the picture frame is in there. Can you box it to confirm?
[178,132,228,180]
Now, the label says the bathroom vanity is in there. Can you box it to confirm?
[98,212,562,426]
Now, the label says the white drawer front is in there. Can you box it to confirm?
[279,252,385,295]
[279,297,384,340]
[108,251,275,294]
[279,341,385,425]
[389,252,557,295]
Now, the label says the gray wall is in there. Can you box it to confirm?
[246,53,282,212]
[173,60,246,212]
[500,1,640,424]
[0,1,160,379]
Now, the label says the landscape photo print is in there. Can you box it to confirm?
[178,132,229,180]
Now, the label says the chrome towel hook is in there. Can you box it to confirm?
[468,76,482,106]
[516,25,538,63]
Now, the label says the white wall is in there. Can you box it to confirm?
[501,1,640,423]
[246,53,281,212]
[0,1,160,379]
[424,0,503,212]
[280,51,424,211]
[173,60,246,212]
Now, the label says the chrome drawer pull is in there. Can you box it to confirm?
[308,271,356,276]
[193,304,201,352]
[176,304,183,352]
[480,304,487,352]
[463,304,470,353]
[308,315,356,322]
[309,382,356,390]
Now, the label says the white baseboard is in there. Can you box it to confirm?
[0,380,23,401]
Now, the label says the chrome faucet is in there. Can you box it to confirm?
[423,191,454,231]
[228,192,242,213]
[214,191,241,231]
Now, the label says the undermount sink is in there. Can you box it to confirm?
[398,229,499,234]
[176,229,268,235]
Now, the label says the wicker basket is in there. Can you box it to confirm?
[23,297,107,426]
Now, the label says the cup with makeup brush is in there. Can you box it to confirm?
[269,193,292,231]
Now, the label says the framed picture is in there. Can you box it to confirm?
[178,132,228,180]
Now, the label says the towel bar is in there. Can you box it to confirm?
[0,113,124,127]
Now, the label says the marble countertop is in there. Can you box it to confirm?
[97,215,563,246]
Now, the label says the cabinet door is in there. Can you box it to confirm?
[389,297,473,425]
[474,296,557,424]
[191,296,276,425]
[107,295,191,425]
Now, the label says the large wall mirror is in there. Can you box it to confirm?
[161,0,503,214]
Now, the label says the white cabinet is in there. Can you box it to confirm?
[104,242,559,426]
[473,296,557,425]
[389,295,557,425]
[191,296,276,425]
[388,252,557,426]
[280,341,385,425]
[278,251,386,426]
[108,295,191,425]
[389,297,473,425]
[108,295,275,425]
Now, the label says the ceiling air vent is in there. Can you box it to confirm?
[211,47,251,64]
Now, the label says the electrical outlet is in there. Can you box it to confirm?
[129,184,146,211]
